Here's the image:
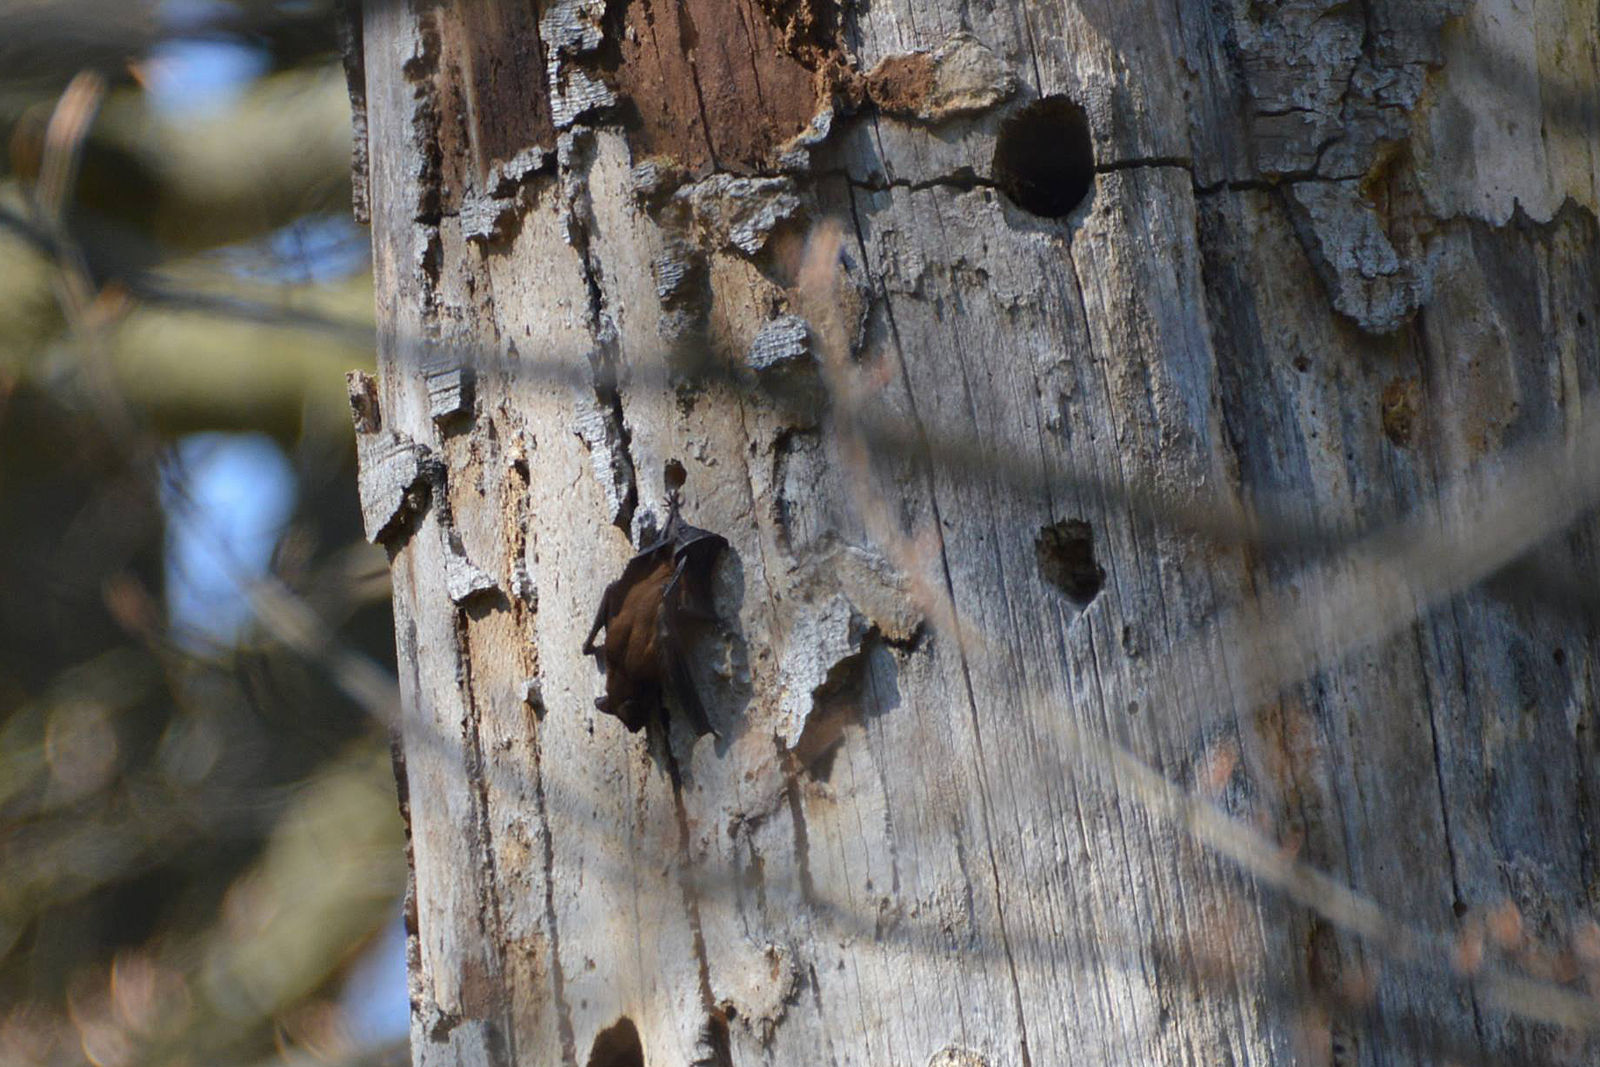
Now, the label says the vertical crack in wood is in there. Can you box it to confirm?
[454,605,518,1067]
[731,0,769,114]
[563,135,639,531]
[673,0,722,171]
[861,652,903,895]
[530,720,580,1066]
[783,770,817,904]
[1406,316,1490,1055]
[842,175,1037,1067]
[394,617,423,1026]
[1435,600,1493,1056]
[665,743,718,1011]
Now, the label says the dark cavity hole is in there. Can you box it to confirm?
[696,1005,735,1067]
[587,1017,644,1067]
[993,95,1095,218]
[1036,519,1105,603]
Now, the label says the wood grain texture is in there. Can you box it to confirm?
[354,1,1600,1064]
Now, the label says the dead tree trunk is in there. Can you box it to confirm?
[348,1,1600,1064]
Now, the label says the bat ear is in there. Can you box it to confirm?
[664,458,687,493]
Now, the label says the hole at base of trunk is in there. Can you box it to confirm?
[587,1017,644,1067]
[1035,518,1105,603]
[992,95,1094,219]
[695,1004,734,1067]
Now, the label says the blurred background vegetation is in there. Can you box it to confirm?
[1,1,407,1064]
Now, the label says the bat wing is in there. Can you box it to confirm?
[669,526,728,620]
[662,618,718,738]
[652,553,718,738]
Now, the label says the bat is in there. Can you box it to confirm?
[581,460,728,736]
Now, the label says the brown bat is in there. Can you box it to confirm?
[581,460,727,736]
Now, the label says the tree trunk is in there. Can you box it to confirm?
[349,1,1600,1065]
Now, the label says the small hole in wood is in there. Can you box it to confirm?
[993,95,1095,219]
[1035,519,1105,603]
[587,1017,644,1067]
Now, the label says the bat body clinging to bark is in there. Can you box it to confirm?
[582,461,727,736]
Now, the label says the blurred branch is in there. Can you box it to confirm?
[248,578,399,722]
[0,0,346,93]
[92,65,354,251]
[1086,725,1600,1032]
[32,71,104,226]
[107,268,374,436]
[182,745,404,1057]
[5,65,354,261]
[0,218,372,437]
[0,0,157,92]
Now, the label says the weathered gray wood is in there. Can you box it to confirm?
[354,2,1600,1065]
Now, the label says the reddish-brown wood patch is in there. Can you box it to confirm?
[599,0,838,174]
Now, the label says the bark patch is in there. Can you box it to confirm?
[865,53,936,115]
[865,33,1018,123]
[414,1,554,224]
[755,0,840,70]
[599,0,841,174]
[1225,0,1468,333]
[457,0,556,162]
